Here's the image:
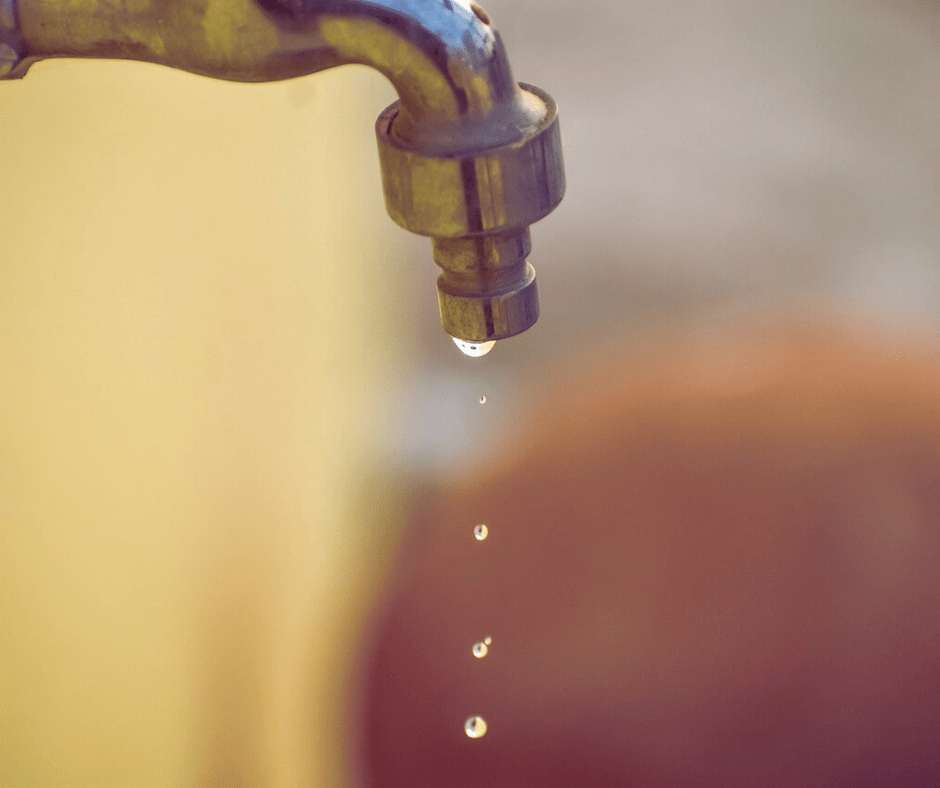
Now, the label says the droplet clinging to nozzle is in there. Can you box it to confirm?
[452,337,496,357]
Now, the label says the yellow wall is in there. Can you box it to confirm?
[0,59,407,787]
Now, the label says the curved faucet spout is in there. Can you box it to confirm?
[6,0,524,143]
[1,0,565,344]
[268,0,538,155]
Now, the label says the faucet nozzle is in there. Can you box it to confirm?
[432,229,537,343]
[376,82,564,343]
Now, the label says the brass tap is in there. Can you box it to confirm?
[0,0,565,344]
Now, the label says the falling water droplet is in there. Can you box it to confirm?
[484,636,492,646]
[472,641,488,658]
[473,524,488,541]
[453,337,496,358]
[479,395,487,404]
[464,716,488,738]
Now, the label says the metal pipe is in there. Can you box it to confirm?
[0,0,564,344]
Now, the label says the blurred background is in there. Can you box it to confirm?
[400,0,940,475]
[3,0,940,785]
[0,57,408,787]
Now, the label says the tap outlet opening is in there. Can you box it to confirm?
[433,228,538,342]
[375,82,563,343]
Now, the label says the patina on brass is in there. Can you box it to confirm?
[1,0,565,343]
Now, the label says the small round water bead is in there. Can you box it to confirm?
[453,338,496,357]
[464,716,488,738]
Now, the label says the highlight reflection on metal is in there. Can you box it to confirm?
[1,0,565,342]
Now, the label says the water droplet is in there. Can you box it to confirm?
[464,716,488,738]
[472,641,488,658]
[453,337,496,358]
[484,636,492,646]
[479,395,486,404]
[473,524,488,541]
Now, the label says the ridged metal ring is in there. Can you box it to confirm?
[376,83,565,239]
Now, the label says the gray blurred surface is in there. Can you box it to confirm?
[395,0,940,471]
